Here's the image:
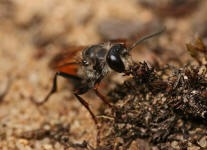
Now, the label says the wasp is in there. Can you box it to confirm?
[31,28,165,145]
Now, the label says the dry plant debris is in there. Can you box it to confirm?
[101,62,207,149]
[20,123,88,150]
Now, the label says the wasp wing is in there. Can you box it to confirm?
[54,62,81,78]
[49,46,88,76]
[49,46,86,68]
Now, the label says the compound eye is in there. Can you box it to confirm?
[82,60,89,66]
[106,44,125,73]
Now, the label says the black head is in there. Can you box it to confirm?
[106,27,165,73]
[106,44,128,73]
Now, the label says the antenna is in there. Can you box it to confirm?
[128,27,166,52]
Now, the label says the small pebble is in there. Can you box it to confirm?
[198,136,207,148]
[43,144,52,150]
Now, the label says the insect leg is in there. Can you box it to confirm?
[93,83,113,108]
[73,92,100,146]
[31,72,79,105]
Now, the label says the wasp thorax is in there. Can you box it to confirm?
[81,45,109,79]
[82,45,107,65]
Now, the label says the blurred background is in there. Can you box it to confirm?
[0,0,207,149]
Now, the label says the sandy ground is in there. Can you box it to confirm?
[0,0,207,149]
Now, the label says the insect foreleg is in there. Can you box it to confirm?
[73,92,100,146]
[93,83,113,108]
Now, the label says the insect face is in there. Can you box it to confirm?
[106,44,128,73]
